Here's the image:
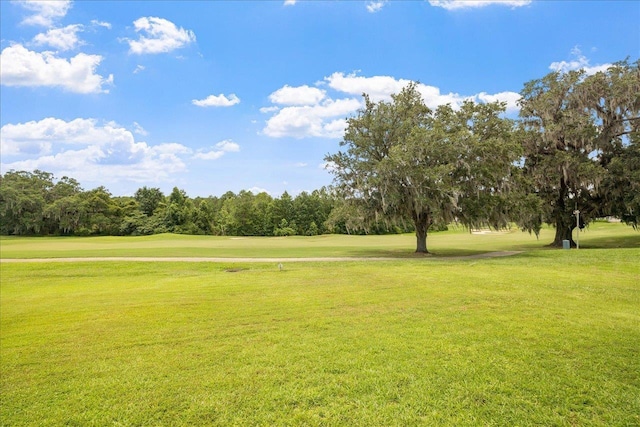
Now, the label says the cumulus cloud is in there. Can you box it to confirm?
[33,24,84,51]
[18,0,72,27]
[248,186,271,195]
[0,117,191,184]
[474,91,521,114]
[263,98,361,138]
[269,85,326,105]
[193,139,240,160]
[549,47,611,75]
[261,72,522,139]
[192,93,240,107]
[325,72,471,109]
[91,19,112,29]
[0,44,113,93]
[283,0,297,5]
[126,17,196,55]
[324,72,410,102]
[366,1,387,13]
[428,0,531,10]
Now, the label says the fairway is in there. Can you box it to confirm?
[1,224,639,425]
[1,222,638,260]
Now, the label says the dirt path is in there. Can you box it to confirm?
[0,251,522,263]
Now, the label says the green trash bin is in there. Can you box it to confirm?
[562,239,570,249]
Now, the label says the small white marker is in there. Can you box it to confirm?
[278,263,283,271]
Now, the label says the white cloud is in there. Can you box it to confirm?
[133,65,145,74]
[215,140,240,152]
[263,98,361,138]
[549,47,611,76]
[325,72,466,108]
[428,0,531,10]
[0,44,113,93]
[18,0,72,27]
[325,72,412,102]
[132,122,148,136]
[192,93,240,107]
[366,1,387,13]
[126,17,196,55]
[262,72,521,139]
[283,0,297,6]
[0,117,191,184]
[320,161,337,172]
[294,162,308,167]
[33,24,84,51]
[474,91,521,114]
[269,85,326,105]
[248,186,271,195]
[91,19,112,29]
[260,106,280,113]
[193,150,225,161]
[193,139,240,160]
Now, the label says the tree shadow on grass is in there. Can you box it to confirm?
[574,232,640,249]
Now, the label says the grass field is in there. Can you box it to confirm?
[1,223,639,425]
[1,221,639,259]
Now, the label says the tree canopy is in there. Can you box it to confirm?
[325,83,521,253]
[517,59,640,246]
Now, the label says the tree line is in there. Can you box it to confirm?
[0,170,413,237]
[1,60,638,249]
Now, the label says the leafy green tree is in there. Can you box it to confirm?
[80,186,121,235]
[134,186,165,216]
[325,83,520,253]
[163,187,194,233]
[0,170,53,235]
[269,191,295,233]
[518,59,640,246]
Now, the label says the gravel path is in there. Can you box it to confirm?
[0,251,522,263]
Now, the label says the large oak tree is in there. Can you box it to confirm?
[325,83,521,253]
[518,59,640,246]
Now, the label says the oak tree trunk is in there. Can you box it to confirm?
[414,211,432,253]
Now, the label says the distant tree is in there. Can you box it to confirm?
[164,187,194,233]
[269,191,295,233]
[518,59,640,246]
[0,170,53,235]
[325,83,520,253]
[81,186,121,235]
[134,186,165,216]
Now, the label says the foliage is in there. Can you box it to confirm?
[325,83,521,252]
[517,59,640,246]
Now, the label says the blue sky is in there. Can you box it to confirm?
[1,0,639,197]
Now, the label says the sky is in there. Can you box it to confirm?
[1,0,639,198]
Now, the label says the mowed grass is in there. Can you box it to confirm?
[1,224,639,425]
[1,221,638,259]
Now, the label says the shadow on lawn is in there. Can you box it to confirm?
[347,231,639,258]
[576,232,640,249]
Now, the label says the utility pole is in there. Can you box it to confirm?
[573,209,580,250]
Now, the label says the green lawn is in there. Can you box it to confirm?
[1,221,638,259]
[1,224,639,425]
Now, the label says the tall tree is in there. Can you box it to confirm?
[134,186,165,217]
[325,83,520,253]
[0,170,53,235]
[518,60,640,246]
